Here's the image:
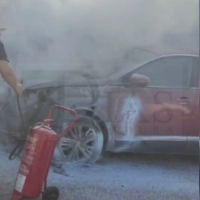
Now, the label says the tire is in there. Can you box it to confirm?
[42,186,59,200]
[57,115,104,164]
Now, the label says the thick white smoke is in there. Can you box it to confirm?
[0,0,199,78]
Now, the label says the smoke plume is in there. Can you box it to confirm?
[0,0,199,78]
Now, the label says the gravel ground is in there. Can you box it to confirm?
[0,146,198,200]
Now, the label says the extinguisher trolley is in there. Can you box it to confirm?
[11,105,78,200]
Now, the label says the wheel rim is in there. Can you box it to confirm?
[60,124,97,162]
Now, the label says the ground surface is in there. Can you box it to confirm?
[0,146,198,200]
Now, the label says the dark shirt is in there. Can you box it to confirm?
[0,40,8,62]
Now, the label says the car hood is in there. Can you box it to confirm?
[25,78,109,91]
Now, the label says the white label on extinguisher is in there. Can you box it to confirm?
[15,174,26,192]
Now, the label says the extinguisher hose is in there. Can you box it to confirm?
[9,95,27,160]
[9,86,55,160]
[9,142,24,160]
[16,95,27,132]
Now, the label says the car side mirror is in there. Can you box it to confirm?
[130,73,150,87]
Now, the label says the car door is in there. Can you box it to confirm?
[186,56,199,138]
[113,55,196,140]
[185,56,199,155]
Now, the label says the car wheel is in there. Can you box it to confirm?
[58,116,104,164]
[42,186,59,200]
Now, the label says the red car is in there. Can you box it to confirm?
[1,54,199,163]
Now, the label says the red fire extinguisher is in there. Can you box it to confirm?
[11,104,78,200]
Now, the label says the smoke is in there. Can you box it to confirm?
[0,0,199,78]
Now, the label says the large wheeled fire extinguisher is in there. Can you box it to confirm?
[11,104,78,200]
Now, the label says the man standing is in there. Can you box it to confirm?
[0,28,23,96]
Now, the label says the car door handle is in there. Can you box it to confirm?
[177,97,191,105]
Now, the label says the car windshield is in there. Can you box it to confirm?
[109,59,150,82]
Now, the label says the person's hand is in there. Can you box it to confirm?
[15,83,24,96]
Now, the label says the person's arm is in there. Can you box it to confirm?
[0,60,19,93]
[143,103,190,117]
[0,40,23,95]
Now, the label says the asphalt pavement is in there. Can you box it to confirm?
[0,146,198,200]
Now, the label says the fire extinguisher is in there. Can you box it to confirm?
[10,104,78,200]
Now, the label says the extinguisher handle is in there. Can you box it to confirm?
[46,104,78,141]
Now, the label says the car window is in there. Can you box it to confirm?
[119,56,193,88]
[135,56,193,88]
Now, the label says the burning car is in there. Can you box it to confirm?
[0,54,199,164]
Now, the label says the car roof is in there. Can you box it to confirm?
[110,54,199,81]
[135,46,199,56]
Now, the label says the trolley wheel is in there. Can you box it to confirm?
[42,186,60,200]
